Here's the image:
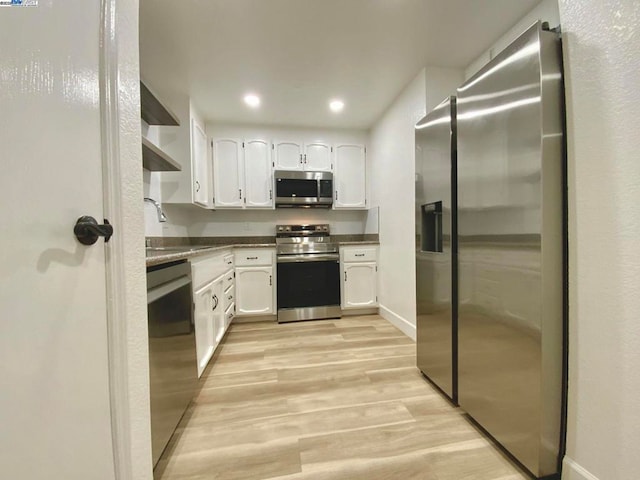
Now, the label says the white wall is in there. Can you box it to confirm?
[368,67,462,339]
[559,1,640,479]
[465,0,560,79]
[424,67,465,112]
[368,69,426,339]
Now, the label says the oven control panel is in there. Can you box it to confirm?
[276,224,330,236]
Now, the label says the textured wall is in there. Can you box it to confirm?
[116,0,154,478]
[559,1,640,479]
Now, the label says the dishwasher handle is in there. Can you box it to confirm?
[147,275,191,304]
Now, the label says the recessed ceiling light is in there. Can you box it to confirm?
[244,94,261,108]
[329,99,345,113]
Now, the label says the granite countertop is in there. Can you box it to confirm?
[146,243,275,267]
[145,235,379,267]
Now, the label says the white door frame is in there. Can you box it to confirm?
[100,0,152,478]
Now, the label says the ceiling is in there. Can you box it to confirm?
[140,0,540,129]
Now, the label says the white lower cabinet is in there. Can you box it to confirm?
[191,250,235,377]
[234,248,276,317]
[340,245,378,309]
[193,282,214,376]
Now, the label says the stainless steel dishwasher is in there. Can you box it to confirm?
[146,260,197,467]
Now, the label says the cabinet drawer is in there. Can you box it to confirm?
[342,247,377,263]
[191,250,232,289]
[234,248,274,266]
[225,303,235,327]
[222,269,235,291]
[224,285,235,311]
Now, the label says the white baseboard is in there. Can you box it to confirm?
[562,457,600,480]
[379,304,416,341]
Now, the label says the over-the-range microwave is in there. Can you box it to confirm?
[274,170,333,208]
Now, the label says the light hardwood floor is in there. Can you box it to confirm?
[155,315,529,480]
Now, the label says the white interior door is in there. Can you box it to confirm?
[0,2,117,479]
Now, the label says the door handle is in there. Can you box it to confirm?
[195,180,201,192]
[269,275,272,286]
[344,271,347,282]
[74,216,113,245]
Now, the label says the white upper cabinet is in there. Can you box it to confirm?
[213,138,274,210]
[334,144,366,209]
[273,140,303,170]
[244,139,273,208]
[274,139,332,172]
[304,142,332,171]
[213,138,244,208]
[191,118,212,208]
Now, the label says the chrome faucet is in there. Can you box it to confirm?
[144,197,167,223]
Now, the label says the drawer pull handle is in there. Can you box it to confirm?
[355,253,365,257]
[247,256,258,260]
[228,295,233,301]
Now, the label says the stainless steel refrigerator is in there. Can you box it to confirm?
[415,96,457,404]
[456,21,566,478]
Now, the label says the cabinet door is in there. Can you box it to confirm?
[193,282,215,377]
[244,139,273,208]
[235,266,275,316]
[213,138,244,208]
[211,277,226,346]
[273,140,303,171]
[334,144,366,209]
[304,142,332,171]
[342,262,377,309]
[191,118,212,208]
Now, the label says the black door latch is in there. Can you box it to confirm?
[74,216,113,245]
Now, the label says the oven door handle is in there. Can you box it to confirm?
[147,275,191,304]
[277,254,340,263]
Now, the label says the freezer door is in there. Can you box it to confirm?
[456,21,564,478]
[415,97,457,402]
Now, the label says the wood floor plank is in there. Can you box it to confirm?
[155,314,528,480]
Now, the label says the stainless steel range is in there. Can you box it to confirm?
[276,224,341,323]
